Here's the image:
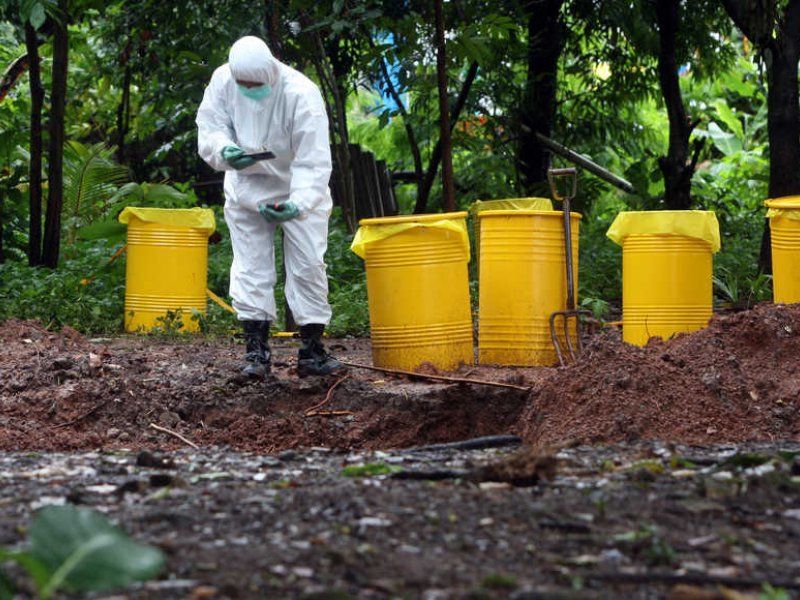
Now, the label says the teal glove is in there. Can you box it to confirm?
[258,201,300,223]
[221,145,256,170]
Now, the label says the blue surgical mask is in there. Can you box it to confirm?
[237,84,271,101]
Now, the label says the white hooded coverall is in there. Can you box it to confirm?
[196,36,333,325]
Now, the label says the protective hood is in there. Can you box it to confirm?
[228,36,280,87]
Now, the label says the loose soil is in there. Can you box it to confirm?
[1,303,800,599]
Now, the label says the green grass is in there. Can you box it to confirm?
[340,462,399,477]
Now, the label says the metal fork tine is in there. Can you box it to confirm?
[549,313,566,366]
[550,310,592,366]
[562,315,574,359]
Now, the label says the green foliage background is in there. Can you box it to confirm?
[0,1,776,336]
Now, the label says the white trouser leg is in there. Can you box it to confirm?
[281,208,332,326]
[224,201,278,322]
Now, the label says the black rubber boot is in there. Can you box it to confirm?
[241,320,271,378]
[297,324,344,377]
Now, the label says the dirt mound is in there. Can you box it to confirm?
[521,302,800,447]
[1,303,799,453]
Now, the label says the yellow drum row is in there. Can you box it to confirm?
[352,199,799,371]
[116,197,800,371]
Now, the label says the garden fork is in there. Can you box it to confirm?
[547,167,592,366]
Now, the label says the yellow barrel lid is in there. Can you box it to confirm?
[478,209,581,219]
[764,196,800,209]
[118,206,216,234]
[606,210,720,253]
[351,211,470,260]
[469,197,553,214]
[357,211,468,227]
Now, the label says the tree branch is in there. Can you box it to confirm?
[371,35,425,191]
[414,60,479,213]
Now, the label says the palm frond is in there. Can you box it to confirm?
[63,141,131,223]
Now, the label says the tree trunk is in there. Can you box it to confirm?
[374,42,425,206]
[310,31,356,232]
[42,0,68,268]
[761,9,800,272]
[722,0,800,273]
[25,23,44,266]
[721,0,800,199]
[518,0,564,194]
[760,14,800,272]
[434,0,455,212]
[115,63,131,164]
[415,61,479,213]
[764,6,800,199]
[266,0,283,59]
[517,0,564,194]
[655,0,698,210]
[0,192,4,263]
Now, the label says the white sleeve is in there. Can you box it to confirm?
[288,87,332,217]
[196,69,237,172]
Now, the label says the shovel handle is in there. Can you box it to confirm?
[547,168,578,311]
[562,196,576,311]
[547,167,577,202]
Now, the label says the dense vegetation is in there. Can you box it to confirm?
[0,0,792,336]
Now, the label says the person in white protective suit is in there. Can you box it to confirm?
[196,35,344,378]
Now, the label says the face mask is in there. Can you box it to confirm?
[237,84,271,101]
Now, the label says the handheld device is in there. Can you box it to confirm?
[243,151,275,161]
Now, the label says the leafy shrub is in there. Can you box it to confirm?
[577,193,626,305]
[0,241,127,334]
[326,209,370,336]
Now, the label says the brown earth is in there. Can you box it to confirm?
[1,304,800,599]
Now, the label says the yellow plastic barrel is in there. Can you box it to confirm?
[119,207,216,333]
[607,210,720,346]
[351,212,473,371]
[478,209,581,366]
[765,197,800,303]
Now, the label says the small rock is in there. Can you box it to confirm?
[188,585,218,599]
[599,548,627,568]
[149,473,176,487]
[136,450,176,469]
[51,357,74,370]
[88,352,103,371]
[278,450,298,462]
[291,566,314,578]
[614,372,632,389]
[700,368,721,393]
[157,411,181,427]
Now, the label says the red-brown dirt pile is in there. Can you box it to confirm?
[520,302,800,447]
